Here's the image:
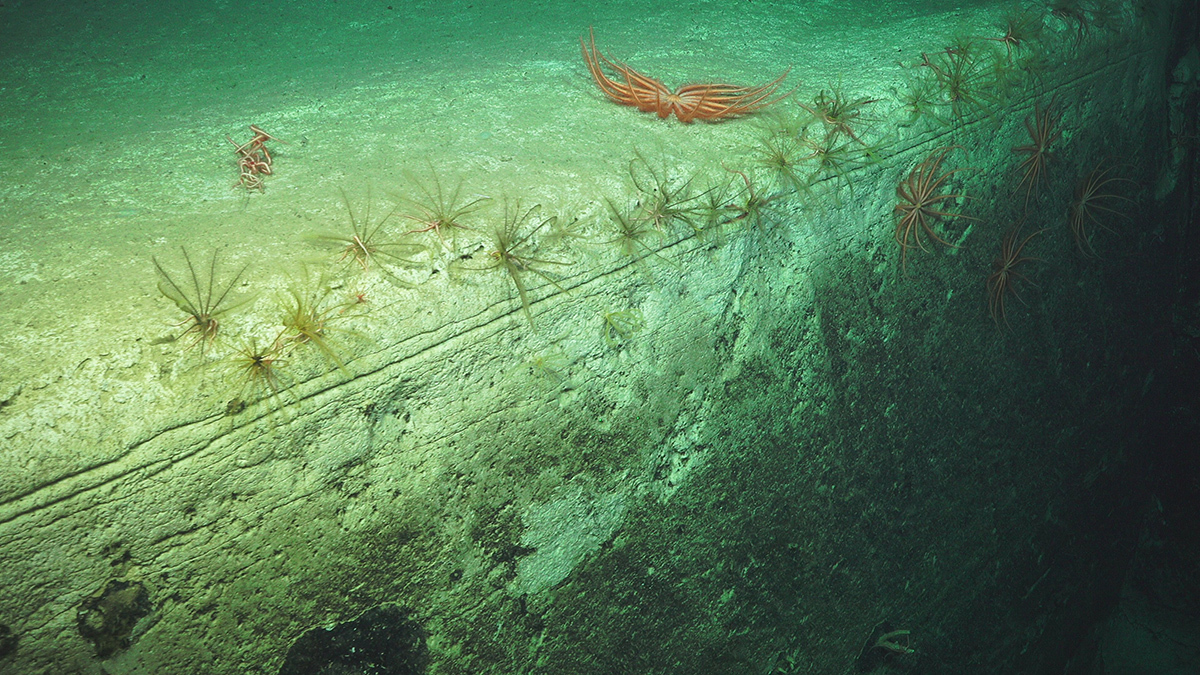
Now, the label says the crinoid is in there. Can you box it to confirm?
[279,272,366,372]
[399,168,490,251]
[477,200,572,328]
[603,196,676,266]
[602,308,645,348]
[153,247,251,354]
[1069,161,1136,258]
[799,129,874,203]
[984,8,1045,59]
[220,331,291,414]
[308,187,427,280]
[691,175,737,244]
[987,226,1044,328]
[752,127,809,195]
[918,38,997,123]
[524,344,571,385]
[539,208,590,250]
[1012,97,1063,209]
[796,81,879,147]
[894,67,942,127]
[1051,0,1090,42]
[580,27,792,123]
[1049,0,1125,44]
[720,166,787,233]
[894,145,979,269]
[628,150,707,234]
[1050,0,1123,44]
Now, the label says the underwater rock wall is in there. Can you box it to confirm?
[0,2,1187,674]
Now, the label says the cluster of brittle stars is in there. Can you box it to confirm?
[228,124,283,191]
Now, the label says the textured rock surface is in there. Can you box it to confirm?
[0,1,1188,673]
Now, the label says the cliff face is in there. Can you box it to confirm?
[0,1,1190,673]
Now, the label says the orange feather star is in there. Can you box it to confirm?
[580,28,792,123]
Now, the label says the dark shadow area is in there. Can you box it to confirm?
[278,604,427,675]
